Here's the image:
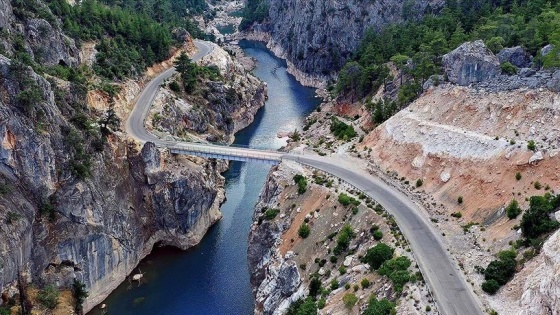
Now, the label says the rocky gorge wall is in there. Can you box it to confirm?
[0,0,265,312]
[242,0,445,87]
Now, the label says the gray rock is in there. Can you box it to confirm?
[529,151,544,164]
[25,19,79,66]
[423,74,445,90]
[442,40,501,86]
[541,44,554,56]
[497,46,532,68]
[547,70,560,92]
[519,68,536,78]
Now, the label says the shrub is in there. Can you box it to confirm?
[298,223,311,238]
[317,298,326,309]
[416,179,423,187]
[330,256,338,263]
[363,243,394,270]
[534,181,542,190]
[264,208,280,220]
[451,212,462,218]
[168,80,181,93]
[293,175,308,194]
[330,117,357,140]
[339,266,347,274]
[333,224,356,255]
[361,278,371,288]
[500,62,518,75]
[38,285,60,309]
[378,256,413,292]
[521,195,560,239]
[338,193,360,207]
[286,297,317,315]
[309,277,322,297]
[527,140,536,151]
[373,230,383,240]
[515,172,522,181]
[363,297,395,315]
[330,279,339,290]
[505,200,522,219]
[72,279,88,314]
[343,293,358,309]
[484,250,516,287]
[457,196,463,204]
[482,279,500,294]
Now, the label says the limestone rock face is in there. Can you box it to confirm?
[518,230,560,315]
[25,18,80,66]
[497,46,532,68]
[547,70,560,92]
[261,0,445,83]
[442,40,501,86]
[0,36,224,315]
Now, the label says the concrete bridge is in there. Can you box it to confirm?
[168,142,283,164]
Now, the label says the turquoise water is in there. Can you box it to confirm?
[91,40,320,315]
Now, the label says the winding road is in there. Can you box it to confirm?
[125,40,483,315]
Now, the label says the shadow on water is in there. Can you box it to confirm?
[91,40,320,315]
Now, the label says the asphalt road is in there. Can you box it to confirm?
[125,40,483,315]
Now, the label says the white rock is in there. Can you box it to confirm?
[550,150,559,158]
[101,304,107,309]
[305,214,312,220]
[343,255,353,267]
[412,155,425,169]
[555,210,560,222]
[132,274,143,281]
[285,251,295,259]
[279,214,286,219]
[296,207,301,213]
[529,151,544,164]
[351,264,369,273]
[318,268,326,276]
[440,172,451,183]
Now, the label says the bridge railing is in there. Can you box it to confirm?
[168,143,283,162]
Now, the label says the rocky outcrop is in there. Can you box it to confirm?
[548,70,560,92]
[516,230,560,315]
[245,0,445,87]
[442,40,501,86]
[0,43,225,314]
[497,46,532,68]
[148,43,267,143]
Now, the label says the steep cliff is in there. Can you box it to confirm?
[0,0,252,312]
[246,0,444,86]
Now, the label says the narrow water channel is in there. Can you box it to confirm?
[92,40,321,315]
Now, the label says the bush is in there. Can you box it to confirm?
[505,200,522,219]
[500,62,518,75]
[330,117,357,140]
[484,250,516,287]
[378,256,413,292]
[286,297,317,315]
[38,285,60,309]
[72,279,88,314]
[482,279,500,294]
[527,140,536,151]
[457,196,463,204]
[451,212,462,218]
[361,278,371,288]
[343,293,358,309]
[330,279,339,290]
[515,172,522,181]
[338,193,360,207]
[416,179,423,187]
[363,297,395,315]
[298,223,311,238]
[169,80,181,93]
[363,243,394,270]
[534,181,542,190]
[333,224,356,255]
[264,208,280,220]
[373,230,383,240]
[293,174,308,194]
[309,277,322,297]
[521,195,560,239]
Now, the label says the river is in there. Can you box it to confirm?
[92,40,321,315]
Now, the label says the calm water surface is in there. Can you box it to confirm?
[92,40,320,315]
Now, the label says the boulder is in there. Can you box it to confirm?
[541,44,554,57]
[497,46,532,68]
[528,151,544,164]
[442,40,501,86]
[519,68,536,78]
[547,70,560,92]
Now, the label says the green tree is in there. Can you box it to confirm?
[364,243,394,270]
[174,52,198,93]
[363,297,396,315]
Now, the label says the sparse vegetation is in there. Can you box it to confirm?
[343,293,358,309]
[361,278,371,288]
[330,117,357,140]
[333,224,356,255]
[363,297,395,315]
[451,212,462,219]
[264,208,280,220]
[378,256,413,292]
[527,140,536,151]
[338,193,360,207]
